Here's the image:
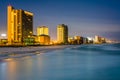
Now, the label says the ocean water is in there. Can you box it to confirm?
[0,44,120,80]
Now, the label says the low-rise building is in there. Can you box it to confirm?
[37,35,50,45]
[0,39,8,45]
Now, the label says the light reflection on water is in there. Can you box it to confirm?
[0,44,120,80]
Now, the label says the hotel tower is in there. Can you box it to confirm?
[37,26,49,36]
[57,24,68,44]
[36,26,50,45]
[7,5,33,44]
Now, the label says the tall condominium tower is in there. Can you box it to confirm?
[57,24,68,44]
[37,26,49,36]
[7,5,33,44]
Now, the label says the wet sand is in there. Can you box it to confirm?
[0,45,76,59]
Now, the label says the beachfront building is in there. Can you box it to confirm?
[68,36,83,45]
[87,37,94,44]
[36,26,50,45]
[83,37,88,44]
[94,35,100,44]
[57,24,68,44]
[7,5,33,45]
[68,37,74,44]
[37,35,50,45]
[94,35,106,44]
[74,36,83,44]
[0,39,8,45]
[37,26,49,36]
[101,37,106,43]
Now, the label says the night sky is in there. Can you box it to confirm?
[0,0,120,40]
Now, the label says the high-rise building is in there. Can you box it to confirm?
[37,26,49,36]
[7,5,33,44]
[57,24,68,44]
[36,26,50,45]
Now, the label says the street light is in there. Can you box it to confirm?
[1,34,6,37]
[1,34,6,39]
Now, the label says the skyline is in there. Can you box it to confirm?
[0,0,120,41]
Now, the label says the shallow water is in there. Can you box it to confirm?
[0,44,120,80]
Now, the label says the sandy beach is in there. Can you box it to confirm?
[0,45,75,59]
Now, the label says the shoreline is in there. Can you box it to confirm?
[0,45,78,60]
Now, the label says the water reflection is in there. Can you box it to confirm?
[0,44,120,80]
[0,58,17,80]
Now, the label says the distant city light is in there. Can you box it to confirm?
[87,37,93,41]
[1,34,6,37]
